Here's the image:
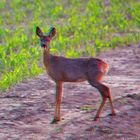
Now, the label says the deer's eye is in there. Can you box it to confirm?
[40,38,45,42]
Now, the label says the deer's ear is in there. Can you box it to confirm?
[49,27,56,38]
[36,26,43,37]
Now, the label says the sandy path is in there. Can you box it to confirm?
[0,46,140,140]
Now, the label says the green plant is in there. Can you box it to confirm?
[1,0,140,91]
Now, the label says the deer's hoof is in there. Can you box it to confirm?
[109,112,116,116]
[94,116,99,121]
[108,110,116,116]
[50,118,60,124]
[112,112,116,116]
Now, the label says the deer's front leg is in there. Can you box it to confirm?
[51,81,62,124]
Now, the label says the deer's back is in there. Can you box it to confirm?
[45,55,108,82]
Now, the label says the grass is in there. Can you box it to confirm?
[0,0,140,91]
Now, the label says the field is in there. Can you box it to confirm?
[0,0,140,90]
[0,45,140,139]
[0,1,140,139]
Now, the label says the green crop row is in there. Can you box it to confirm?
[0,0,140,91]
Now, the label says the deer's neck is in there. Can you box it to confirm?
[43,48,51,68]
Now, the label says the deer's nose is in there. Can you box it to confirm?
[41,44,46,48]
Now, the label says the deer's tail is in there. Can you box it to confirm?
[103,62,109,74]
[98,59,109,75]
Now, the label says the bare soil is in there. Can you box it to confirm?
[0,45,140,140]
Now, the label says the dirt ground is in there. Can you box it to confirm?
[0,45,140,140]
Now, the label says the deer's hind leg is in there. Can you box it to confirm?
[87,72,116,121]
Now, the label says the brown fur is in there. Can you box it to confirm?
[36,26,116,124]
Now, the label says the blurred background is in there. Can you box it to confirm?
[0,0,140,90]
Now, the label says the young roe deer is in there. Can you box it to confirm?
[36,26,116,124]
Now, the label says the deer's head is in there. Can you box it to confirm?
[36,26,56,49]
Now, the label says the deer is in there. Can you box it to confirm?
[36,26,116,124]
